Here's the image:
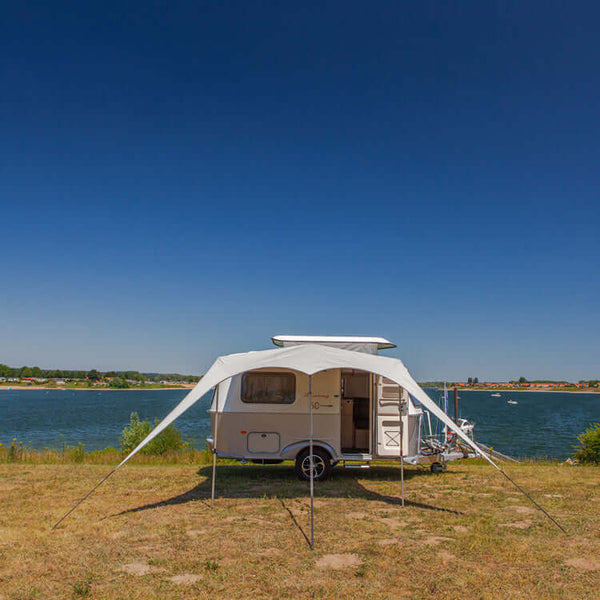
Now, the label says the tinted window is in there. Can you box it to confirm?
[241,372,296,404]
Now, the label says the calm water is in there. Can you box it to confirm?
[427,389,599,460]
[0,389,213,452]
[0,388,597,459]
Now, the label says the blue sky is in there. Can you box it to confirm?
[1,2,598,380]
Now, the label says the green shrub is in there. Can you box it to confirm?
[120,412,184,455]
[68,442,86,463]
[573,422,600,464]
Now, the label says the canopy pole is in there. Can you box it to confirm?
[211,386,219,509]
[400,394,405,507]
[309,374,314,550]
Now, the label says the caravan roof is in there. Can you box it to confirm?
[271,335,396,354]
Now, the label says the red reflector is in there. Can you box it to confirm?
[240,430,247,434]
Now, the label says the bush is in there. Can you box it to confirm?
[573,422,600,464]
[68,442,86,463]
[120,412,184,455]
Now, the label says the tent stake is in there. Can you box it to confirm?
[309,375,314,550]
[211,386,219,509]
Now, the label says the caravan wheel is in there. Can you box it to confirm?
[295,448,332,482]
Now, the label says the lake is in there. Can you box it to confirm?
[0,388,212,452]
[0,388,597,459]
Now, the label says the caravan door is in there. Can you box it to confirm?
[375,377,403,457]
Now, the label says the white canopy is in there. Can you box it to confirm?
[116,344,493,470]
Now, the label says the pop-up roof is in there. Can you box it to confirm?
[271,335,396,354]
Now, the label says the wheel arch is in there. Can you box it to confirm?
[280,441,337,461]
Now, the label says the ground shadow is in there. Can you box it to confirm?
[115,463,462,516]
[112,463,463,547]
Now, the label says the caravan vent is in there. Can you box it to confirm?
[381,386,400,399]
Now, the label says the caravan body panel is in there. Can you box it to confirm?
[210,367,423,462]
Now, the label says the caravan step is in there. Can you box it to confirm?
[343,461,371,469]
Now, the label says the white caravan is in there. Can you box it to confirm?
[207,335,472,480]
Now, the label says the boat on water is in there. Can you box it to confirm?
[507,399,518,405]
[491,393,502,397]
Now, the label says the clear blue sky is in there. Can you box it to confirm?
[1,2,598,380]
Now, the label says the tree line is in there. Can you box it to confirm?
[0,364,200,384]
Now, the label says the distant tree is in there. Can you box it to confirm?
[87,369,101,381]
[467,377,472,384]
[473,377,479,384]
[110,377,129,389]
[518,376,527,384]
[20,367,33,378]
[31,366,42,378]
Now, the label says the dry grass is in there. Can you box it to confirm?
[0,461,598,599]
[0,441,215,465]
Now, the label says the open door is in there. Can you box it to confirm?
[340,370,371,453]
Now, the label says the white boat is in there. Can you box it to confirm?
[507,399,518,405]
[491,393,501,397]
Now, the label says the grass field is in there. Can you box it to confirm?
[0,460,598,599]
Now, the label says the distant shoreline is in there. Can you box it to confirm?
[0,385,196,391]
[434,387,600,395]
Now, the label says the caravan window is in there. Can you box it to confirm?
[241,372,296,404]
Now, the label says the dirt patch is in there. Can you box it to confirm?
[511,505,536,515]
[564,558,600,572]
[346,512,370,519]
[316,553,361,570]
[167,574,203,584]
[452,525,469,533]
[379,517,407,529]
[500,520,533,529]
[438,551,456,562]
[185,529,205,537]
[423,536,453,546]
[120,561,161,576]
[377,538,399,546]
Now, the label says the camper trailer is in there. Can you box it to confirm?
[207,335,471,480]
